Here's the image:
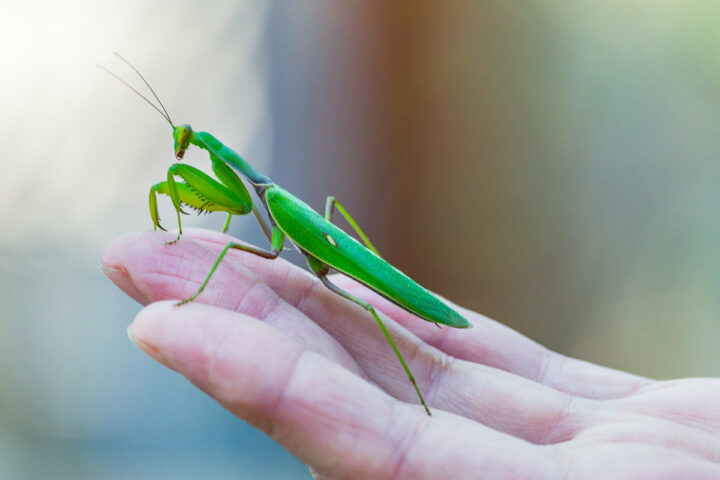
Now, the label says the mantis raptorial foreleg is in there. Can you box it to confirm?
[150,181,222,232]
[325,197,380,256]
[161,163,253,243]
[176,225,286,306]
[305,255,431,416]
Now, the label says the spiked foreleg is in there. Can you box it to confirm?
[159,163,254,243]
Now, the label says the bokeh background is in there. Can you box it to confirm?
[2,1,720,478]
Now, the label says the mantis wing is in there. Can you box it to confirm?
[265,185,470,329]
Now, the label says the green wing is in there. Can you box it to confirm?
[265,185,470,328]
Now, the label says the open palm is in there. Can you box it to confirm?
[103,229,720,479]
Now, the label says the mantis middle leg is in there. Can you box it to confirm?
[176,224,286,306]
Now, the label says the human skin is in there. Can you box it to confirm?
[103,229,720,479]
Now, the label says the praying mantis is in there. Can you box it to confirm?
[99,54,472,416]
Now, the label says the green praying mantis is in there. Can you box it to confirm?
[99,54,472,416]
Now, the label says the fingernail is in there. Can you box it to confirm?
[100,262,150,304]
[126,323,137,345]
[127,320,167,365]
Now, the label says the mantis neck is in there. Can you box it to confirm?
[192,131,272,186]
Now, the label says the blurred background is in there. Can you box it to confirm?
[2,1,720,478]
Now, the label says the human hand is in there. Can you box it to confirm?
[103,229,720,479]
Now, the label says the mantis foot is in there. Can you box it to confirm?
[165,234,181,246]
[174,294,199,307]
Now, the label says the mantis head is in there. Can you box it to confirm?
[173,124,193,160]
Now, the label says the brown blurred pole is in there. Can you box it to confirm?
[362,2,583,349]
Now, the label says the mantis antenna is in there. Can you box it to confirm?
[96,57,175,128]
[112,52,174,126]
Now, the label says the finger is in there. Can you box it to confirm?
[134,230,596,441]
[330,275,653,400]
[185,228,653,400]
[571,412,720,465]
[611,378,720,434]
[104,230,448,407]
[129,302,560,480]
[102,231,363,376]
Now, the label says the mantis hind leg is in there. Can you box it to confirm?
[305,255,432,416]
[324,196,442,329]
[325,196,380,256]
